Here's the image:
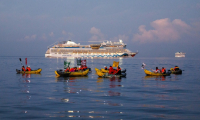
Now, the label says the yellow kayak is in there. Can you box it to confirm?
[101,68,109,73]
[95,68,105,77]
[144,69,171,76]
[55,69,90,77]
[16,68,42,74]
[95,68,126,78]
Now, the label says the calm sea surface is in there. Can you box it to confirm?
[0,56,200,120]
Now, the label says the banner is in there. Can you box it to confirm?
[25,58,27,65]
[112,61,119,67]
[77,58,81,66]
[81,60,86,66]
[64,61,70,69]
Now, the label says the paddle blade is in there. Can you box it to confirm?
[19,58,21,61]
[25,58,27,65]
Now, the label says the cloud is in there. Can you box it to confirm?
[49,32,54,37]
[133,18,191,43]
[62,30,74,40]
[62,30,67,35]
[23,34,37,41]
[89,27,105,41]
[110,34,129,42]
[41,34,47,40]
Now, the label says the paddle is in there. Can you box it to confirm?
[19,58,23,66]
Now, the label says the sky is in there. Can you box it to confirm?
[0,0,200,58]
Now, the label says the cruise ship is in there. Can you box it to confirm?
[175,52,186,57]
[45,39,138,58]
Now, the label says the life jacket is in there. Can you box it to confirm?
[65,68,69,72]
[69,68,75,72]
[22,67,26,71]
[116,68,121,75]
[27,67,31,71]
[161,68,166,73]
[105,67,107,70]
[109,67,114,74]
[174,67,179,71]
[156,69,160,73]
[78,67,82,70]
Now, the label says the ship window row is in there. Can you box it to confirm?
[51,49,127,53]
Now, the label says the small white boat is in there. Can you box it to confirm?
[175,52,186,57]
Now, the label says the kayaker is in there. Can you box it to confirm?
[65,67,70,72]
[74,67,78,72]
[69,67,75,72]
[26,66,31,71]
[161,67,166,74]
[151,67,160,73]
[78,66,82,70]
[115,66,121,75]
[104,66,107,70]
[109,66,114,74]
[21,66,26,71]
[173,66,179,71]
[82,65,87,70]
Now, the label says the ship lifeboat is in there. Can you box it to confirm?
[90,44,101,49]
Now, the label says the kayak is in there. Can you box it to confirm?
[55,69,90,77]
[16,68,42,74]
[170,68,182,74]
[100,68,126,73]
[96,68,126,78]
[144,69,171,76]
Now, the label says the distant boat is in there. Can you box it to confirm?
[175,52,186,57]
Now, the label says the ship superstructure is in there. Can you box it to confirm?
[45,40,138,58]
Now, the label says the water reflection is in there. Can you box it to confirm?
[46,110,125,118]
[17,73,33,114]
[55,76,89,94]
[143,75,167,81]
[55,76,88,82]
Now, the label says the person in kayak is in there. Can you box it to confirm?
[21,66,26,71]
[104,66,107,70]
[69,67,75,72]
[161,67,166,74]
[115,66,121,75]
[65,67,70,72]
[173,66,179,71]
[109,66,114,74]
[26,66,31,71]
[151,67,160,73]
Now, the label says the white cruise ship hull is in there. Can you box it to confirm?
[45,52,136,58]
[45,39,138,58]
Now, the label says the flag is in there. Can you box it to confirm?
[77,58,81,66]
[81,60,86,66]
[64,61,70,69]
[141,63,146,69]
[25,58,27,65]
[112,61,119,67]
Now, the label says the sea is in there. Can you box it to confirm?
[0,56,200,120]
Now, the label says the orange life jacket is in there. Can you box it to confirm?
[65,68,69,72]
[22,67,26,71]
[161,68,166,73]
[69,68,75,72]
[27,67,31,71]
[109,67,114,74]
